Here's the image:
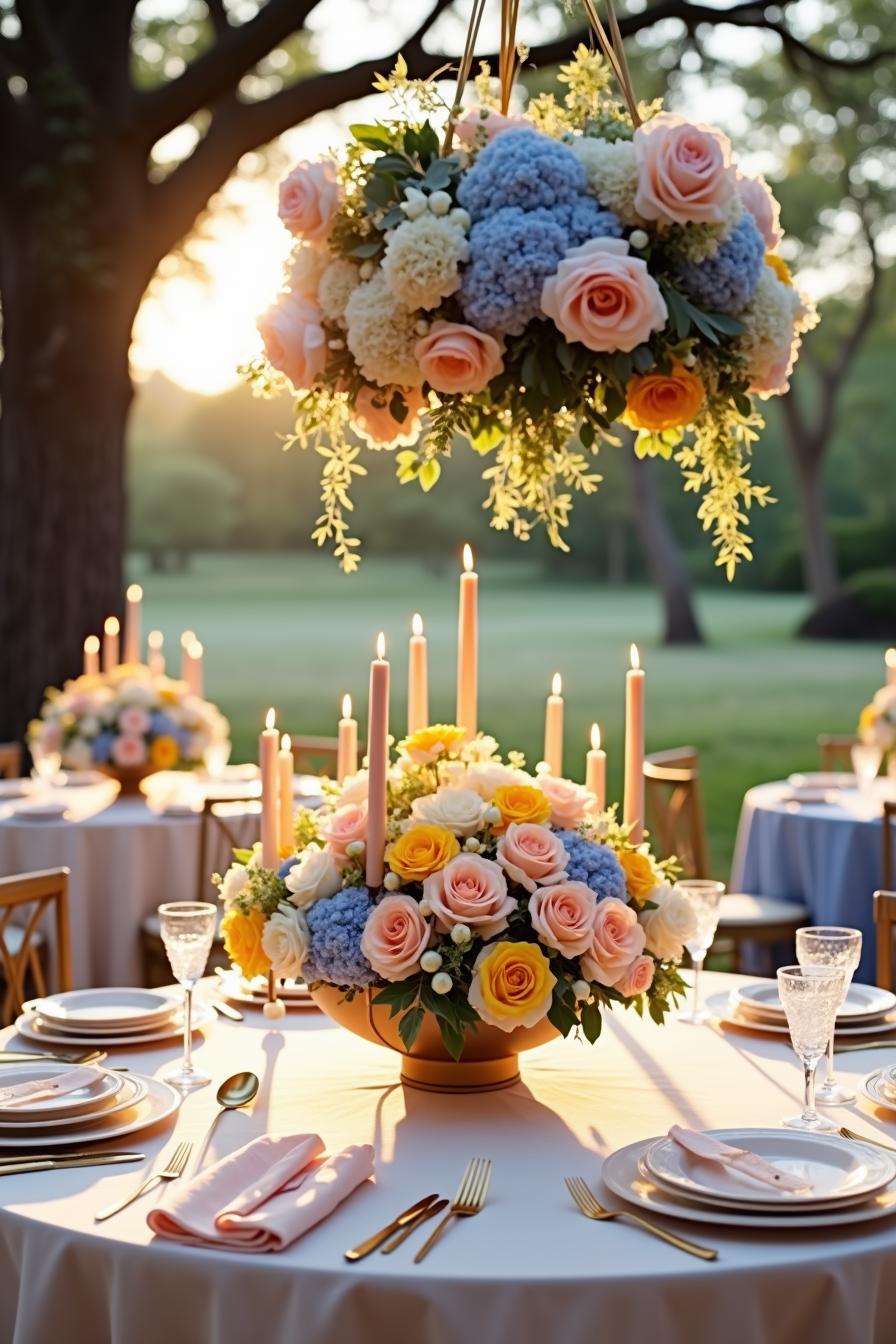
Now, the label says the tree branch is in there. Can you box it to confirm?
[206,0,230,37]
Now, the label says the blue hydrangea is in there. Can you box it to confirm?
[91,731,115,763]
[676,213,765,315]
[460,207,568,334]
[303,886,376,988]
[458,129,587,221]
[149,711,177,737]
[278,857,299,880]
[553,198,623,248]
[556,831,627,903]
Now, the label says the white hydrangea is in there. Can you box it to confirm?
[317,257,361,323]
[569,136,641,226]
[671,194,744,264]
[345,271,423,387]
[738,265,819,397]
[381,214,470,311]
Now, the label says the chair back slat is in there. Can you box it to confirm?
[289,735,338,779]
[817,734,857,772]
[0,868,71,1024]
[0,743,22,780]
[196,799,261,901]
[874,890,896,992]
[883,804,896,893]
[643,747,710,878]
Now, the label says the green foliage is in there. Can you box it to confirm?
[129,452,238,563]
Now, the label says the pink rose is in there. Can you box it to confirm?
[39,720,63,750]
[749,339,795,397]
[633,112,735,226]
[360,894,430,982]
[118,706,150,736]
[415,322,504,395]
[535,775,596,830]
[529,881,597,958]
[581,897,646,986]
[321,802,368,866]
[257,293,326,392]
[616,954,655,998]
[423,854,514,940]
[110,734,147,768]
[737,172,782,250]
[455,108,531,147]
[351,385,426,447]
[278,160,340,242]
[541,238,667,353]
[497,822,569,894]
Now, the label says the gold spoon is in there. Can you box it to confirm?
[203,1070,260,1146]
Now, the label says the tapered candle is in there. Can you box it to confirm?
[337,694,358,784]
[278,734,293,854]
[147,630,165,676]
[260,707,279,868]
[586,723,607,812]
[623,644,645,844]
[457,544,478,737]
[366,633,390,889]
[408,613,429,735]
[184,639,204,697]
[180,630,196,682]
[887,648,896,687]
[123,583,143,664]
[83,635,100,677]
[102,617,120,673]
[544,673,564,776]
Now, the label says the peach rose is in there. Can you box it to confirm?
[360,894,430,982]
[749,337,796,397]
[118,706,150,736]
[423,854,515,940]
[257,293,326,392]
[616,954,655,998]
[278,160,340,242]
[320,802,368,866]
[535,774,596,830]
[496,822,569,894]
[529,881,597,958]
[455,108,531,147]
[352,385,426,447]
[414,321,504,395]
[737,172,782,250]
[541,238,667,353]
[633,113,735,227]
[111,733,147,768]
[581,897,646,986]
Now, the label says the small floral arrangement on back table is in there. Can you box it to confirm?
[248,36,816,579]
[858,684,896,761]
[215,726,694,1058]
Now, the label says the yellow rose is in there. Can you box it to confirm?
[765,252,792,285]
[401,724,467,764]
[624,362,705,432]
[859,705,877,736]
[618,849,658,904]
[492,784,551,833]
[387,823,460,882]
[160,687,179,704]
[150,734,180,769]
[469,940,556,1031]
[221,907,271,981]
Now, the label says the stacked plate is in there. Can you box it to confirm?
[217,972,314,1009]
[708,980,896,1039]
[0,1058,180,1148]
[15,987,214,1048]
[602,1128,896,1230]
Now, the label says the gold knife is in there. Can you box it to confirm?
[208,998,243,1022]
[0,1149,144,1166]
[381,1198,449,1254]
[345,1194,438,1261]
[0,1153,144,1177]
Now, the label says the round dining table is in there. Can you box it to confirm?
[1,970,895,1344]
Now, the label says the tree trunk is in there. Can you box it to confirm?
[626,453,704,645]
[789,435,840,606]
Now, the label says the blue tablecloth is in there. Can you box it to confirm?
[731,778,894,982]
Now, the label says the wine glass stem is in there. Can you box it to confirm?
[803,1059,817,1122]
[692,956,704,1016]
[183,985,194,1074]
[824,1032,836,1088]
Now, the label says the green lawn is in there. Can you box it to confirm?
[131,551,881,876]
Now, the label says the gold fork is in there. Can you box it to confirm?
[565,1177,717,1261]
[94,1141,193,1222]
[839,1126,896,1154]
[414,1158,491,1263]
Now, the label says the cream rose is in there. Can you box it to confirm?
[338,769,369,805]
[360,894,430,982]
[496,822,568,894]
[284,845,342,910]
[462,760,533,801]
[219,861,250,910]
[541,238,667,353]
[257,293,327,392]
[415,321,504,395]
[529,881,597,958]
[261,904,310,979]
[737,172,782,250]
[536,774,596,830]
[278,160,340,242]
[581,897,646,986]
[633,112,735,227]
[352,385,426,447]
[423,854,514,940]
[616,954,655,998]
[639,882,698,962]
[410,786,487,838]
[320,803,368,866]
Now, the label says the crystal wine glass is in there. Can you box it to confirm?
[777,964,847,1131]
[30,741,62,797]
[202,740,232,780]
[796,926,862,1105]
[676,880,725,1025]
[851,743,882,791]
[158,901,217,1090]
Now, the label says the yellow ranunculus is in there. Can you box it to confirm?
[150,734,180,769]
[859,704,877,736]
[159,687,179,704]
[618,849,658,904]
[469,940,556,1031]
[221,907,271,981]
[401,724,467,764]
[492,784,551,833]
[387,823,460,882]
[624,362,705,432]
[765,253,792,286]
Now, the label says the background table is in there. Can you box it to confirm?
[731,779,895,982]
[1,970,895,1344]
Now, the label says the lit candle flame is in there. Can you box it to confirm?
[180,629,196,648]
[104,616,119,636]
[281,734,291,753]
[591,722,601,751]
[887,648,896,669]
[376,631,386,660]
[342,693,352,719]
[462,543,474,573]
[412,612,423,637]
[126,583,143,602]
[265,707,276,731]
[84,635,100,654]
[630,643,640,671]
[147,630,163,650]
[187,639,203,658]
[551,672,562,697]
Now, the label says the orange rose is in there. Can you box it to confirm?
[618,849,658,904]
[492,784,552,833]
[625,362,704,432]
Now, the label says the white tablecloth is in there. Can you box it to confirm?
[1,971,895,1344]
[732,779,895,982]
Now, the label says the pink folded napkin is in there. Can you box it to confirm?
[147,1134,375,1252]
[669,1125,812,1192]
[0,1066,102,1110]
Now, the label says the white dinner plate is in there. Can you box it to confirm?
[781,788,834,805]
[58,771,105,787]
[216,973,314,1009]
[788,772,855,790]
[0,779,30,800]
[0,1074,180,1148]
[14,1000,214,1047]
[643,1128,896,1207]
[861,1071,896,1115]
[12,802,67,821]
[0,1074,148,1130]
[601,1138,896,1230]
[0,1061,124,1119]
[731,981,896,1025]
[708,992,896,1039]
[33,988,179,1032]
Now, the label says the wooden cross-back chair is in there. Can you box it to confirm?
[643,747,709,879]
[289,735,339,779]
[874,890,896,991]
[0,742,22,780]
[0,868,71,1025]
[817,734,858,772]
[883,803,896,892]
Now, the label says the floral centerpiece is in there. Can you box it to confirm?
[858,684,896,770]
[215,725,695,1090]
[247,40,816,579]
[28,664,230,787]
